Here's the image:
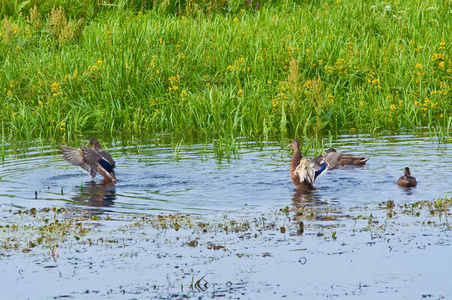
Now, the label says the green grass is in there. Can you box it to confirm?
[0,0,451,144]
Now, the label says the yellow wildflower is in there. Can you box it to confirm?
[328,94,334,104]
[180,90,187,101]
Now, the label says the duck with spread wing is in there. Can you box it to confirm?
[61,137,116,183]
[287,139,369,192]
[286,139,341,192]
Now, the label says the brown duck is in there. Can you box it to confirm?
[61,137,116,183]
[287,139,341,192]
[313,148,369,169]
[397,167,417,188]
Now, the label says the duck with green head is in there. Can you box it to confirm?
[61,137,116,183]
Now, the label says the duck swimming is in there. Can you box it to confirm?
[287,139,341,192]
[61,137,116,183]
[397,167,417,188]
[313,148,369,169]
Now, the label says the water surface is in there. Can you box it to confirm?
[1,132,450,214]
[0,131,451,299]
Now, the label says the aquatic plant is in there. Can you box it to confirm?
[0,1,451,144]
[1,194,451,255]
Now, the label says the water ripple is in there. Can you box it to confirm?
[0,132,450,214]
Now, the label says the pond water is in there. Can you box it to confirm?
[1,132,451,214]
[0,131,451,299]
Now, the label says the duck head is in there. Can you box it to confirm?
[403,167,411,176]
[286,139,300,149]
[87,137,102,150]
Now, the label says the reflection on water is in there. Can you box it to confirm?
[291,190,325,205]
[71,181,116,207]
[400,186,416,195]
[0,131,451,214]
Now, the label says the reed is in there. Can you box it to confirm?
[0,0,451,145]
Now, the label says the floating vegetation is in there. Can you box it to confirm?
[0,196,451,299]
[1,196,451,255]
[0,206,95,252]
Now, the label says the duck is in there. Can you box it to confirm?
[313,148,369,169]
[287,139,337,192]
[61,137,116,183]
[397,167,417,188]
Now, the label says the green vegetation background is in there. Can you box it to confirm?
[1,0,451,143]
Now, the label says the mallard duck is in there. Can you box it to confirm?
[313,148,369,169]
[397,167,417,188]
[287,139,339,192]
[61,137,116,183]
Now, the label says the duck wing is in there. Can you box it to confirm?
[314,151,342,169]
[312,160,328,180]
[98,149,116,169]
[323,151,343,168]
[295,158,317,185]
[61,146,101,179]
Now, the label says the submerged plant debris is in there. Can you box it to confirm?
[2,197,449,253]
[1,197,451,298]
